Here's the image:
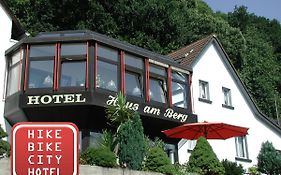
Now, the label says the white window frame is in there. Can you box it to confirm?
[187,140,197,152]
[222,87,232,106]
[199,80,210,100]
[235,136,249,159]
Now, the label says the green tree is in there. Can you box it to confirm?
[117,113,145,170]
[187,137,225,175]
[257,141,281,175]
[143,146,175,175]
[222,159,244,175]
[240,27,279,119]
[106,92,133,127]
[0,125,10,157]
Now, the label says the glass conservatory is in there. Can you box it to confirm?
[4,30,197,159]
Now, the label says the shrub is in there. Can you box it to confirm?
[117,113,145,170]
[248,166,261,175]
[257,141,281,175]
[143,146,176,175]
[80,146,116,167]
[222,159,244,175]
[0,125,10,157]
[186,137,225,175]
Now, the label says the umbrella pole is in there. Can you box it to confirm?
[204,127,207,138]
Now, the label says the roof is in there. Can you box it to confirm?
[0,0,25,40]
[168,35,281,135]
[167,35,214,66]
[6,30,192,72]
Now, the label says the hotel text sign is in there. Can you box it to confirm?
[27,94,86,105]
[106,95,189,123]
[11,122,79,175]
[25,93,191,123]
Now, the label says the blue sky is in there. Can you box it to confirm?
[202,0,281,22]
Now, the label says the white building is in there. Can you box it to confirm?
[168,35,281,170]
[0,0,25,132]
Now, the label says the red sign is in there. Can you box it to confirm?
[11,122,79,175]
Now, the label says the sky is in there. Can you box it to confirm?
[202,0,281,23]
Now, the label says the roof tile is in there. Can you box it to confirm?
[167,35,215,66]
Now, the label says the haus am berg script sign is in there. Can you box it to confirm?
[11,122,79,175]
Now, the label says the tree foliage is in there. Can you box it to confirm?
[0,125,10,157]
[143,146,176,175]
[257,141,281,175]
[117,112,145,170]
[221,159,244,175]
[6,0,281,119]
[187,137,225,175]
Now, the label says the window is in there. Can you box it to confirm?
[187,140,196,152]
[28,45,55,89]
[60,43,87,87]
[235,136,249,159]
[7,50,22,96]
[96,45,119,92]
[149,64,167,103]
[125,53,144,98]
[198,80,211,103]
[172,71,188,108]
[222,87,234,109]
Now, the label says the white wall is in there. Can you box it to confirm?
[0,3,16,132]
[178,43,281,170]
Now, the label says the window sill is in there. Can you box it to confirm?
[235,157,252,163]
[198,98,212,104]
[222,104,234,110]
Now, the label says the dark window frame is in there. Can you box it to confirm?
[171,71,189,109]
[26,44,56,91]
[149,64,168,104]
[58,42,87,90]
[6,49,23,97]
[124,52,145,99]
[96,44,120,93]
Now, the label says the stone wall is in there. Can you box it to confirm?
[0,158,163,175]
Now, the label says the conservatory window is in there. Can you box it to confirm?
[60,43,87,87]
[7,50,22,96]
[149,64,167,103]
[125,53,144,98]
[96,45,119,92]
[28,45,55,89]
[172,71,188,108]
[29,60,54,88]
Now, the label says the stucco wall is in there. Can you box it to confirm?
[0,3,16,133]
[178,43,281,169]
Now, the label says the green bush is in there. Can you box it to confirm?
[143,146,176,175]
[0,125,9,157]
[257,141,281,175]
[186,137,225,175]
[80,146,116,167]
[117,113,145,170]
[222,159,244,175]
[248,166,261,175]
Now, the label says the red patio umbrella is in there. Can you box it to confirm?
[162,121,249,140]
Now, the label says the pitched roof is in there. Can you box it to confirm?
[0,0,25,40]
[168,34,281,135]
[167,35,214,66]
